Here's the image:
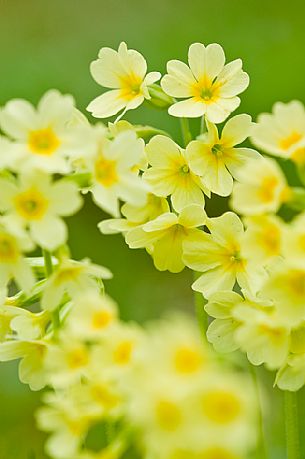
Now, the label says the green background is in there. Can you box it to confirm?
[0,0,305,457]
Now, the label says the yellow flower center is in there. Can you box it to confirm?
[258,176,279,203]
[95,156,118,187]
[91,310,114,330]
[211,144,223,157]
[91,384,119,409]
[258,324,286,344]
[191,78,220,103]
[155,399,181,431]
[261,225,281,255]
[113,340,134,365]
[14,189,48,220]
[180,164,190,174]
[279,131,302,151]
[119,73,143,101]
[286,270,305,298]
[291,147,305,165]
[174,345,202,374]
[0,233,19,262]
[28,127,60,155]
[201,389,241,424]
[67,346,89,369]
[53,265,84,285]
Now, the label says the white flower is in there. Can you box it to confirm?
[87,42,161,119]
[161,43,249,122]
[0,171,82,251]
[0,89,93,174]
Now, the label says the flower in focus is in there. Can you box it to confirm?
[186,115,259,196]
[251,101,305,164]
[183,212,266,298]
[41,258,112,311]
[0,171,82,250]
[87,42,161,119]
[126,204,207,273]
[230,157,290,215]
[161,43,249,122]
[0,90,92,174]
[143,135,207,211]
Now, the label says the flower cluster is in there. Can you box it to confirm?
[1,39,304,458]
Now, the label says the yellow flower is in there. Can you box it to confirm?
[0,171,82,250]
[126,204,207,273]
[242,215,284,264]
[0,90,91,173]
[251,100,305,164]
[230,157,290,215]
[143,135,207,211]
[0,339,47,390]
[41,258,112,311]
[282,212,305,264]
[233,303,290,369]
[87,42,161,119]
[66,292,118,340]
[276,354,305,392]
[0,218,35,292]
[262,262,305,326]
[90,130,148,217]
[186,115,259,196]
[98,191,169,235]
[183,212,266,298]
[161,43,249,122]
[205,291,242,353]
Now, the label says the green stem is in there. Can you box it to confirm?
[200,115,206,135]
[249,364,267,459]
[42,249,60,337]
[193,271,208,338]
[284,391,300,459]
[180,118,192,147]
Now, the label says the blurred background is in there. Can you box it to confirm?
[0,0,305,457]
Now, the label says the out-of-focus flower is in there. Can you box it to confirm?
[231,157,290,215]
[0,90,92,173]
[251,101,305,164]
[0,171,82,250]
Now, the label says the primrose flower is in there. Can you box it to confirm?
[0,219,35,292]
[262,262,305,326]
[282,212,305,264]
[161,42,249,122]
[143,135,207,211]
[242,215,284,265]
[0,90,91,174]
[41,258,112,311]
[0,171,82,251]
[98,191,169,235]
[126,204,207,273]
[205,291,242,354]
[233,303,290,369]
[87,42,161,119]
[276,354,305,392]
[186,115,259,196]
[89,129,148,217]
[183,212,266,298]
[66,292,118,340]
[0,339,47,390]
[251,101,305,164]
[231,157,290,215]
